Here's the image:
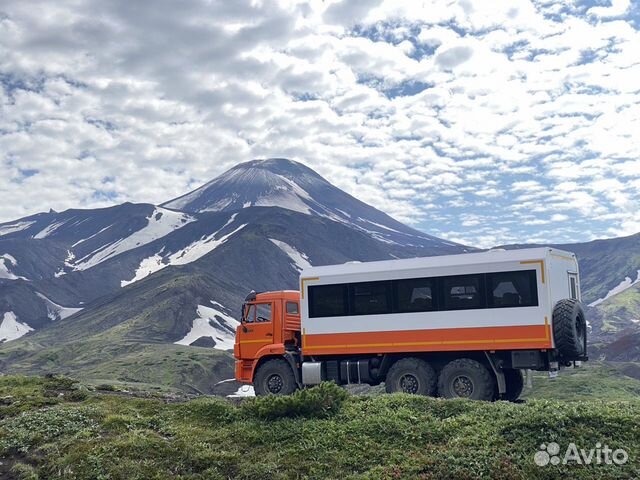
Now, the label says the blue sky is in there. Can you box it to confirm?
[0,0,639,248]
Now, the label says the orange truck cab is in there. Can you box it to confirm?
[234,249,588,400]
[234,290,302,386]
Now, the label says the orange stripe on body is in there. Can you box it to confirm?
[303,324,552,356]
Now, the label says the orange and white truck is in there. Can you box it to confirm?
[234,248,588,400]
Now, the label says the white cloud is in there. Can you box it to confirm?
[0,0,639,246]
[587,0,631,19]
[323,0,384,27]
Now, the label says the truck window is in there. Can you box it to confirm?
[441,274,484,310]
[256,303,272,323]
[394,278,436,312]
[286,302,299,314]
[350,281,391,315]
[309,284,348,318]
[568,273,578,300]
[486,270,538,308]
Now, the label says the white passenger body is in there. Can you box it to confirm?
[300,248,579,350]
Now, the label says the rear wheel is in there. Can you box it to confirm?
[438,358,496,401]
[502,368,524,402]
[254,359,298,396]
[385,358,437,395]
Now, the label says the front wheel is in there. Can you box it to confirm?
[254,359,298,396]
[438,358,496,401]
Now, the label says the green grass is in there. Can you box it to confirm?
[0,342,233,395]
[522,361,640,401]
[0,376,639,479]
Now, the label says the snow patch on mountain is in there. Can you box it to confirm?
[221,213,238,229]
[121,251,166,287]
[361,218,403,234]
[253,175,313,214]
[72,224,114,248]
[175,303,239,350]
[0,312,33,342]
[35,293,83,321]
[55,250,77,277]
[0,221,36,237]
[121,215,245,287]
[168,223,247,266]
[73,208,194,271]
[589,270,640,307]
[33,220,67,239]
[0,254,27,281]
[269,238,312,270]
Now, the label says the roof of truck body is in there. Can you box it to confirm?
[254,290,300,301]
[301,247,575,278]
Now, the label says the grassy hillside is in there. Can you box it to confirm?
[590,282,640,334]
[0,377,638,480]
[0,343,232,395]
[0,270,240,394]
[522,361,640,401]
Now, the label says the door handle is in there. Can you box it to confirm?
[266,333,273,337]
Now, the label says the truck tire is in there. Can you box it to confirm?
[438,358,496,401]
[502,368,524,402]
[385,358,437,395]
[254,359,298,396]
[552,299,587,359]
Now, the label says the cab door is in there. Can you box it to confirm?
[238,302,274,359]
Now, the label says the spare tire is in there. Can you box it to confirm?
[552,299,587,359]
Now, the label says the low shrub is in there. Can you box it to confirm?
[0,406,98,454]
[172,396,237,424]
[96,384,119,392]
[42,375,77,396]
[65,388,90,402]
[10,462,38,480]
[241,382,349,420]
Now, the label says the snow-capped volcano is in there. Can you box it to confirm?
[163,159,320,214]
[163,159,451,247]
